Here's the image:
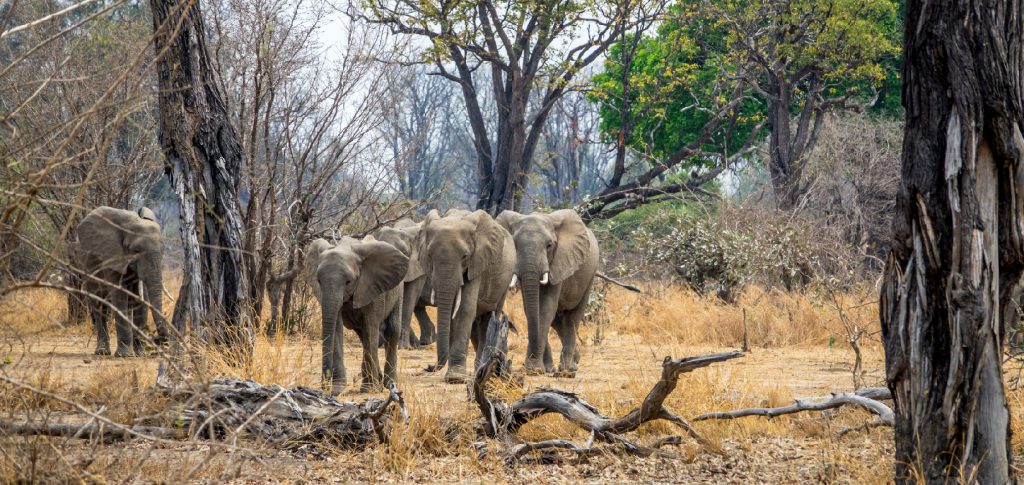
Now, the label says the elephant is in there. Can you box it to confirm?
[416,209,515,383]
[74,206,169,357]
[376,219,436,349]
[304,235,408,395]
[496,209,599,377]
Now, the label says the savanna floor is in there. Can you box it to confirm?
[2,284,1023,483]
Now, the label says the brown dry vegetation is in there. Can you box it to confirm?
[2,282,1022,483]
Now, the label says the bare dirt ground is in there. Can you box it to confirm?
[0,285,1017,483]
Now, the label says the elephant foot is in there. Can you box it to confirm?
[424,364,444,373]
[358,381,383,393]
[444,366,469,384]
[113,347,134,358]
[399,342,414,351]
[524,362,546,376]
[553,369,577,378]
[94,346,111,356]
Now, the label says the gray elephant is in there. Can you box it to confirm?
[416,209,515,383]
[74,206,169,356]
[497,209,598,377]
[304,236,408,395]
[376,219,436,349]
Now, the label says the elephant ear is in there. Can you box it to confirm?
[351,241,409,308]
[495,210,524,233]
[304,239,333,301]
[415,210,441,277]
[549,209,591,285]
[465,210,505,281]
[137,207,157,223]
[401,224,425,283]
[77,207,136,274]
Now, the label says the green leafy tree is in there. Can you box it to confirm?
[586,0,900,217]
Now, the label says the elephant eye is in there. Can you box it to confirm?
[546,240,555,249]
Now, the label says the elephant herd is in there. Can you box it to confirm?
[73,206,602,396]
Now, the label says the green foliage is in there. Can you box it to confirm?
[589,10,763,166]
[590,0,902,166]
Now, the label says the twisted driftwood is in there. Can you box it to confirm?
[471,313,743,462]
[693,386,894,435]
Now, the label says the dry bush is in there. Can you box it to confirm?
[594,284,879,349]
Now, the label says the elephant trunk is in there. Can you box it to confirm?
[521,266,545,372]
[431,263,461,369]
[142,267,167,343]
[319,284,345,394]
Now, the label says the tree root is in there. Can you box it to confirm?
[473,311,742,463]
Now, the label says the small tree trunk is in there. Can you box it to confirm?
[880,0,1020,481]
[149,0,250,351]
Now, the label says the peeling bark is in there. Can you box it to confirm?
[149,0,249,348]
[881,0,1022,481]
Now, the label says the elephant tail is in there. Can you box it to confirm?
[595,272,641,293]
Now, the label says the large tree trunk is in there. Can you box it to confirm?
[149,0,250,349]
[879,0,1021,481]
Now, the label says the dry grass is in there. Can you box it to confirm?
[0,281,1012,483]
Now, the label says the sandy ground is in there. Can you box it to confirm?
[1,318,902,484]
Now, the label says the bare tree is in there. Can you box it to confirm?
[365,0,665,214]
[880,0,1018,481]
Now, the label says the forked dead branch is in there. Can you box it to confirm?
[471,312,743,463]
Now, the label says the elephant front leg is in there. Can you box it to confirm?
[554,287,589,378]
[382,307,402,387]
[524,287,560,375]
[445,284,481,383]
[110,289,136,357]
[356,318,384,393]
[399,281,420,349]
[414,306,435,346]
[131,294,148,356]
[90,297,112,356]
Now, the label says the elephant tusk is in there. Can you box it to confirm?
[509,274,518,289]
[540,272,549,285]
[430,289,435,305]
[163,285,176,303]
[453,288,462,319]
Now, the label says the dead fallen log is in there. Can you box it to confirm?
[472,313,742,463]
[0,421,185,442]
[161,378,406,453]
[692,388,894,435]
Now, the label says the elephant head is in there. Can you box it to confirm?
[416,209,505,366]
[307,237,408,313]
[76,206,167,337]
[497,209,591,365]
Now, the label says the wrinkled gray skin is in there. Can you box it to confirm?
[497,209,598,377]
[305,236,408,395]
[75,206,168,357]
[376,220,436,349]
[417,209,515,383]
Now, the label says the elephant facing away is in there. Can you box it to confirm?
[376,219,436,349]
[497,209,599,377]
[305,236,408,395]
[74,206,169,357]
[416,209,515,383]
